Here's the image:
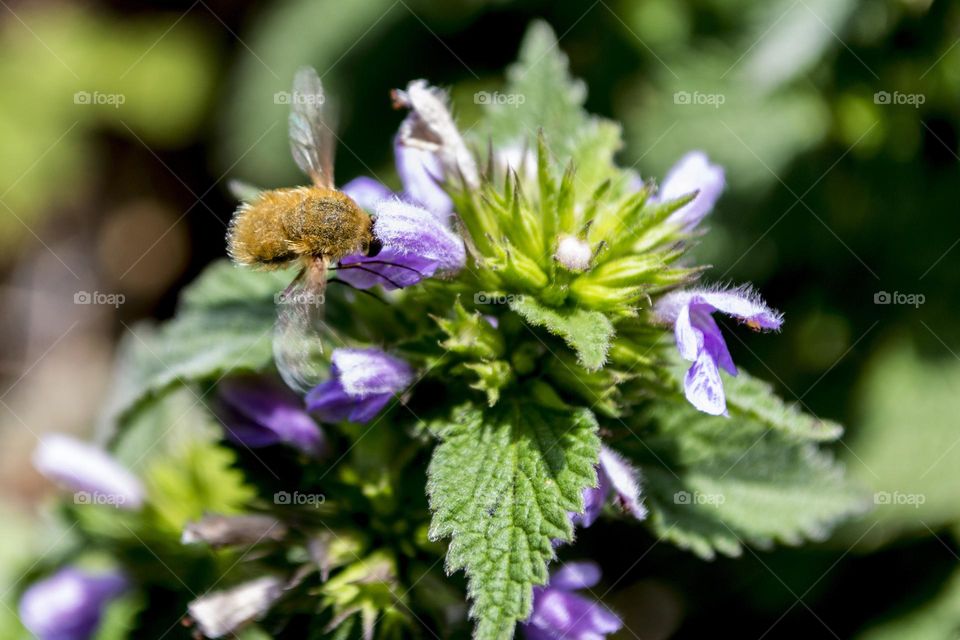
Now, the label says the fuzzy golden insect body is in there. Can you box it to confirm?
[224,66,388,394]
[227,186,373,269]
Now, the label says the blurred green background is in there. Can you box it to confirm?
[1,0,958,638]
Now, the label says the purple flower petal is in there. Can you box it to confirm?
[218,377,326,456]
[33,435,144,510]
[574,473,608,529]
[20,567,127,640]
[685,349,727,416]
[522,562,622,640]
[341,176,393,212]
[395,141,453,220]
[306,348,413,424]
[548,562,602,591]
[332,348,414,396]
[655,285,782,415]
[338,200,465,290]
[598,446,647,521]
[658,151,725,231]
[573,447,646,529]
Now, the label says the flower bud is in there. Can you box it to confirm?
[554,234,593,272]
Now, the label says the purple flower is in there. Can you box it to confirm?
[658,151,725,231]
[522,562,622,640]
[33,435,144,510]
[336,80,471,290]
[306,348,414,424]
[337,199,465,290]
[395,142,453,218]
[217,377,326,456]
[654,286,783,416]
[19,567,127,640]
[575,446,647,528]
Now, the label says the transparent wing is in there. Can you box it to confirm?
[273,264,328,394]
[288,66,336,189]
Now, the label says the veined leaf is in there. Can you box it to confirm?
[427,402,600,639]
[98,260,293,437]
[509,296,613,370]
[634,391,868,559]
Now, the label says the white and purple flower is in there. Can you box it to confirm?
[657,151,725,231]
[654,285,783,416]
[337,80,469,290]
[306,348,414,424]
[575,446,647,528]
[217,377,326,456]
[522,562,622,640]
[337,199,465,290]
[19,567,128,640]
[33,435,145,510]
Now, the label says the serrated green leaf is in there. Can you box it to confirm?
[509,297,613,370]
[723,369,844,442]
[98,260,293,436]
[481,23,622,200]
[485,21,587,156]
[427,402,600,639]
[635,392,867,559]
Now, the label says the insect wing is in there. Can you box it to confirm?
[273,269,329,394]
[288,66,336,189]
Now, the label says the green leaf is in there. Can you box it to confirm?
[855,565,960,640]
[485,21,587,156]
[722,369,843,441]
[427,402,600,639]
[509,296,613,370]
[99,260,293,435]
[93,594,145,640]
[481,22,622,197]
[113,389,256,534]
[633,383,865,559]
[839,342,960,548]
[660,358,843,442]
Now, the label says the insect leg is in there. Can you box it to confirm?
[326,278,388,305]
[335,263,408,290]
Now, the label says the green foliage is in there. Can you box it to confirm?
[841,343,960,548]
[93,594,145,640]
[101,261,290,432]
[114,389,256,534]
[427,402,599,639]
[484,21,587,158]
[508,296,613,370]
[855,566,960,640]
[635,379,867,559]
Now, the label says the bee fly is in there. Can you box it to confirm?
[226,67,391,392]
